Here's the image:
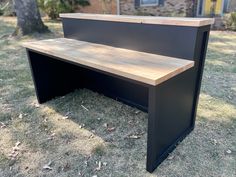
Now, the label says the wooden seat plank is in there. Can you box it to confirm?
[23,38,194,86]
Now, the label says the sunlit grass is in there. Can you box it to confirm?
[0,17,235,176]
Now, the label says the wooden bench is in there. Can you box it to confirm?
[23,13,214,173]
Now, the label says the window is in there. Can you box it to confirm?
[140,0,159,6]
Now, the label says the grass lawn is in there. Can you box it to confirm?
[0,17,235,177]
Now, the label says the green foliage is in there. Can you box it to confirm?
[92,145,106,156]
[0,2,6,16]
[224,12,236,31]
[38,0,90,19]
[0,0,15,16]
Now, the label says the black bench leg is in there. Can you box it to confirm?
[146,70,196,172]
[146,85,160,172]
[26,49,82,103]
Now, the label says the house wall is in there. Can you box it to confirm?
[204,0,223,15]
[119,0,195,17]
[77,0,117,14]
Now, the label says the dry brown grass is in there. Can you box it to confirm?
[0,17,235,177]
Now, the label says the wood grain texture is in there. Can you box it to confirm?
[22,38,194,86]
[59,13,214,27]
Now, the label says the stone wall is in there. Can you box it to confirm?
[120,0,195,17]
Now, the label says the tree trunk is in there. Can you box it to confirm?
[13,0,49,35]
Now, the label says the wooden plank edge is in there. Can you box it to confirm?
[59,13,215,27]
[22,42,194,86]
[154,61,194,85]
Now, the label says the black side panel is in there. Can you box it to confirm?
[191,27,210,126]
[147,69,194,172]
[27,50,81,103]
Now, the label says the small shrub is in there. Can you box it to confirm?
[92,144,106,156]
[0,9,3,16]
[0,2,5,15]
[38,0,90,19]
[224,12,236,31]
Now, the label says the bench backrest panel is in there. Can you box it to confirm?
[61,18,209,62]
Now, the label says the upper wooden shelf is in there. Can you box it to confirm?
[59,13,214,27]
[22,38,194,86]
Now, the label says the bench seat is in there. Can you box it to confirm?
[23,38,194,86]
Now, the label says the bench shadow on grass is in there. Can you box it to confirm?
[1,71,235,176]
[15,86,233,177]
[0,18,235,176]
[41,89,149,176]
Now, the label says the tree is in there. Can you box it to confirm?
[13,0,49,35]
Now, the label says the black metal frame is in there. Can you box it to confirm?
[25,18,211,173]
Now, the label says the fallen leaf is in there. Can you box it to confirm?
[18,114,23,119]
[107,127,116,132]
[84,161,88,166]
[0,122,6,128]
[12,152,19,158]
[128,135,141,139]
[43,164,52,170]
[43,161,53,170]
[128,120,134,125]
[103,123,108,128]
[15,141,21,147]
[167,155,174,160]
[11,141,21,152]
[89,134,94,139]
[31,102,40,108]
[9,151,19,158]
[95,161,102,171]
[13,146,20,151]
[211,138,218,145]
[79,124,85,128]
[62,116,69,120]
[35,103,40,108]
[62,162,70,172]
[65,112,71,116]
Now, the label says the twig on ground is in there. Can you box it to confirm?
[81,105,89,111]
